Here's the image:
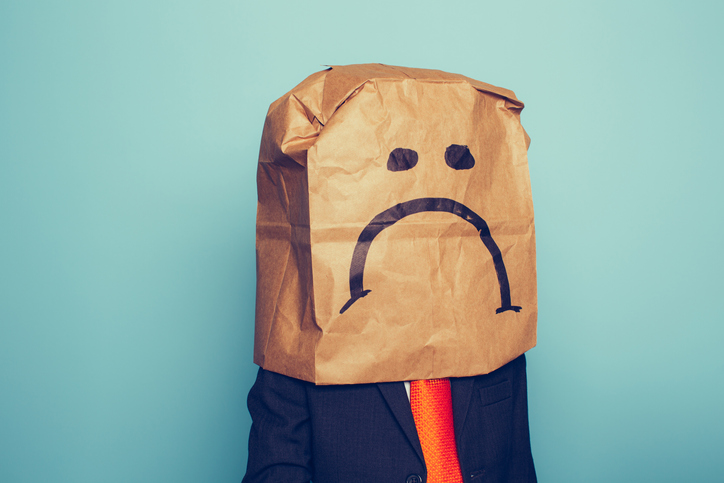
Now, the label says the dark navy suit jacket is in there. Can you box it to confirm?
[242,354,536,483]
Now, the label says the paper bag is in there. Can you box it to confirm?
[254,64,536,384]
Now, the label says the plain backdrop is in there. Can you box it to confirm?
[1,1,723,482]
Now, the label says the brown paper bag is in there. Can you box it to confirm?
[254,64,536,384]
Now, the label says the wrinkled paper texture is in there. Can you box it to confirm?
[255,64,536,384]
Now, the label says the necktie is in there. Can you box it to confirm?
[410,378,464,483]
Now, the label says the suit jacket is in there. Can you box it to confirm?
[242,354,536,483]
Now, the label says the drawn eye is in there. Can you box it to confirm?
[387,148,419,172]
[445,144,475,170]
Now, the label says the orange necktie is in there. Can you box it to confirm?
[410,379,464,483]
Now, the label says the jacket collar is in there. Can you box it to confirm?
[377,381,425,464]
[450,377,475,447]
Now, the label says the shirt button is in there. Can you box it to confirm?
[406,475,423,483]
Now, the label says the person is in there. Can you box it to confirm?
[243,64,538,482]
[241,353,536,483]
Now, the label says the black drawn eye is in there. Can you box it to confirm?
[445,144,475,170]
[387,148,419,172]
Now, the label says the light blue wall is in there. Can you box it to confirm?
[1,1,722,481]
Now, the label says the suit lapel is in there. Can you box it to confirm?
[377,382,425,464]
[451,377,475,446]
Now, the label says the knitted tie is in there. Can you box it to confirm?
[410,379,463,483]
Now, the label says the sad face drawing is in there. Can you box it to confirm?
[255,65,537,383]
[340,143,522,316]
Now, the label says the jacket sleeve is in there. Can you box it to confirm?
[506,354,537,482]
[242,367,314,483]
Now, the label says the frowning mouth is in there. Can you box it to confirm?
[339,197,522,315]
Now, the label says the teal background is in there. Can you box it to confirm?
[1,1,722,481]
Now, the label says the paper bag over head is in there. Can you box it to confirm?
[254,64,536,385]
